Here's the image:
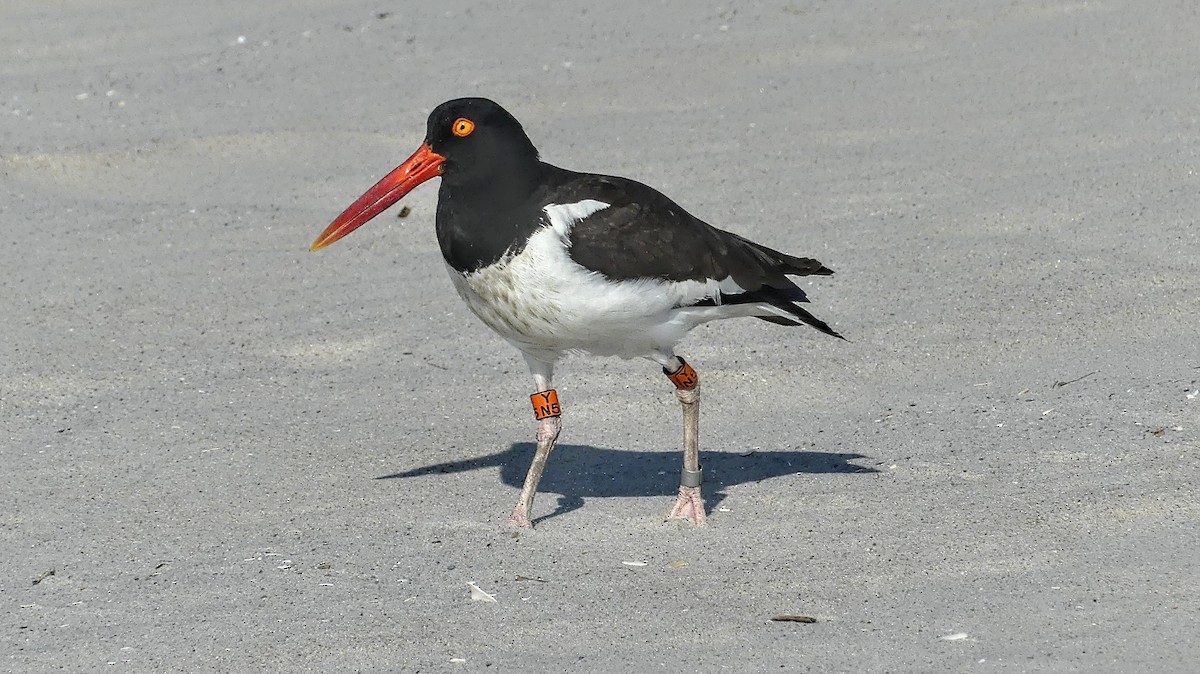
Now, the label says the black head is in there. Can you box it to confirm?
[424,98,540,187]
[311,98,542,251]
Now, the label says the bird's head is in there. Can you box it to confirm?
[311,97,537,251]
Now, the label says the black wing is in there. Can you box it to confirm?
[547,172,842,338]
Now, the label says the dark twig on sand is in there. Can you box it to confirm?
[770,615,817,623]
[1052,371,1097,388]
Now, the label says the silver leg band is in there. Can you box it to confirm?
[680,466,703,488]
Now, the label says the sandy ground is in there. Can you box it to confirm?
[3,1,1198,672]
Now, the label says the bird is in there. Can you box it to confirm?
[311,97,842,528]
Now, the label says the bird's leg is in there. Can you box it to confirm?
[664,356,706,526]
[507,360,561,529]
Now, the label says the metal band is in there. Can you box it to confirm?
[680,465,703,488]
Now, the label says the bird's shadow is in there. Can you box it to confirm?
[378,443,877,525]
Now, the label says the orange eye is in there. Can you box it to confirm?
[452,118,475,137]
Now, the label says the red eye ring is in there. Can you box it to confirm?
[452,118,475,137]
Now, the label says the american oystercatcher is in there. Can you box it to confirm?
[312,98,842,528]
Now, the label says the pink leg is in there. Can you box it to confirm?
[507,414,561,528]
[664,358,706,526]
[507,357,561,529]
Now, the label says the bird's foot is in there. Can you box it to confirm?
[506,504,534,529]
[665,485,707,526]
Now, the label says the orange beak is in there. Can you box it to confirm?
[311,143,446,251]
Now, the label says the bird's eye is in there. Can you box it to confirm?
[452,118,475,137]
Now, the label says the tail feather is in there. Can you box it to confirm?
[767,302,843,339]
[696,231,842,338]
[754,287,843,339]
[695,286,843,339]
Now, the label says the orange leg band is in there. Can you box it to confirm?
[530,389,562,420]
[665,359,699,390]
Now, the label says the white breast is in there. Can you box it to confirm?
[445,201,742,362]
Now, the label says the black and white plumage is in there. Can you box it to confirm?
[312,97,841,528]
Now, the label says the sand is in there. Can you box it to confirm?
[3,1,1197,671]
